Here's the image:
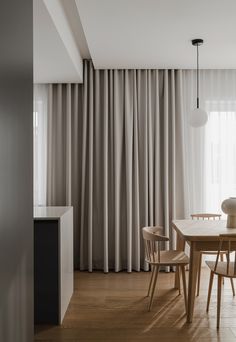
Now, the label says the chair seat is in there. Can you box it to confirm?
[201,251,227,255]
[206,261,236,278]
[149,250,189,266]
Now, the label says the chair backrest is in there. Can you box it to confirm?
[214,234,236,276]
[142,226,169,264]
[191,213,221,220]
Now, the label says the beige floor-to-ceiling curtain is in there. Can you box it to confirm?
[47,83,83,267]
[47,60,186,272]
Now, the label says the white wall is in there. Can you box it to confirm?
[34,0,83,83]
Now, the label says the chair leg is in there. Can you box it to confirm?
[220,254,224,285]
[177,266,181,295]
[181,265,188,314]
[147,265,155,297]
[230,278,235,296]
[148,265,159,311]
[225,253,235,296]
[206,271,214,312]
[217,275,222,329]
[197,253,202,296]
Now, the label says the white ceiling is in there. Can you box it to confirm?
[76,0,236,69]
[34,0,236,83]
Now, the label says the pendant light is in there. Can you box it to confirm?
[189,39,208,127]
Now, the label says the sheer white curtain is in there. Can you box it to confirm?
[33,84,48,206]
[183,70,236,215]
[205,103,236,213]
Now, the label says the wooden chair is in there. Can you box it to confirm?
[191,213,235,296]
[191,213,222,220]
[206,234,236,328]
[142,226,189,312]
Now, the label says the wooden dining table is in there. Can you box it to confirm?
[172,219,236,323]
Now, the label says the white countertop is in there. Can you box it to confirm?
[34,206,73,220]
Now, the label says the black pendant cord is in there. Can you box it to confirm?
[192,38,204,112]
[197,43,199,108]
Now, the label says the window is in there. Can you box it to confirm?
[33,85,48,206]
[205,102,236,213]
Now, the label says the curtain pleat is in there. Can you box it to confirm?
[46,60,186,272]
[124,70,133,272]
[154,71,161,227]
[133,70,140,271]
[47,83,83,268]
[103,70,109,273]
[65,84,72,205]
[163,70,170,251]
[80,63,89,270]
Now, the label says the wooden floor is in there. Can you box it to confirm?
[35,267,236,341]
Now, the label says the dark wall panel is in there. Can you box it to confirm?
[0,1,33,341]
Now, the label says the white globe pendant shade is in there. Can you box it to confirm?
[189,107,208,128]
